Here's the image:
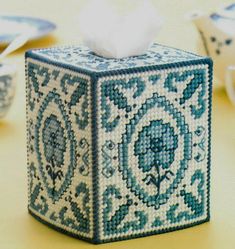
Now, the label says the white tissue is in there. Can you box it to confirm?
[78,0,163,59]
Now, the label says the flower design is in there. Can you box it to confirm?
[134,120,178,194]
[42,114,66,184]
[43,114,66,166]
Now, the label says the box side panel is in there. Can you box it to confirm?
[25,56,94,240]
[95,59,212,242]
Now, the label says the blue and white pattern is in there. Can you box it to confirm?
[26,43,212,243]
[26,60,93,239]
[30,43,200,72]
[0,72,15,118]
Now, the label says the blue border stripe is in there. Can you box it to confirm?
[29,208,209,244]
[90,74,100,242]
[207,58,213,220]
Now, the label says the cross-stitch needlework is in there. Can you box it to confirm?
[25,43,212,244]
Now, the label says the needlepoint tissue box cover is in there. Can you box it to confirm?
[25,44,212,244]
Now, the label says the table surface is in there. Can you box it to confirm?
[0,1,235,249]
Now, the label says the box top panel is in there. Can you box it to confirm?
[27,43,203,73]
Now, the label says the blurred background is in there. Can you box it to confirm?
[0,0,235,249]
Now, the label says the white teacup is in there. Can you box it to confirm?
[0,63,16,118]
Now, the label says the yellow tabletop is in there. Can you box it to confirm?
[0,0,235,248]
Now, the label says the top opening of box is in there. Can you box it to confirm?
[26,43,204,73]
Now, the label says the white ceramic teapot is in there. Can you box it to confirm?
[189,3,235,104]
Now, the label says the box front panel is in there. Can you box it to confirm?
[26,58,93,239]
[96,62,211,241]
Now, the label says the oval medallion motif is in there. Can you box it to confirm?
[35,91,76,202]
[118,93,192,209]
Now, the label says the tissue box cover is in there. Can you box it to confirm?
[25,44,212,244]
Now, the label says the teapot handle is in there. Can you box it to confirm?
[225,65,235,105]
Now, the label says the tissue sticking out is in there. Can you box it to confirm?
[78,0,164,59]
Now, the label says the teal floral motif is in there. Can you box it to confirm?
[42,114,66,200]
[35,91,77,202]
[118,93,192,209]
[42,114,66,168]
[134,120,178,195]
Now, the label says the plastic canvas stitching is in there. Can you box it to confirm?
[25,43,213,244]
